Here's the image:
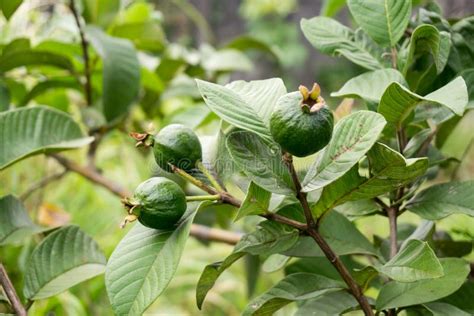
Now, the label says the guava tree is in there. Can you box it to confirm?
[1,0,474,315]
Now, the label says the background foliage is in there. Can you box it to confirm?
[0,0,473,315]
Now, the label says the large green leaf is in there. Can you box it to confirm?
[226,130,294,194]
[86,26,140,122]
[320,0,346,17]
[331,69,406,102]
[235,182,271,221]
[377,77,468,128]
[82,0,120,28]
[23,226,106,300]
[242,273,345,316]
[0,195,38,245]
[406,181,474,219]
[296,291,359,316]
[302,111,386,192]
[284,210,378,257]
[301,17,384,70]
[19,78,81,107]
[196,220,299,309]
[376,258,470,310]
[347,0,411,47]
[196,78,286,140]
[0,107,93,170]
[106,207,197,315]
[424,302,471,316]
[0,50,73,72]
[225,78,286,124]
[0,0,22,19]
[378,240,443,282]
[403,24,451,76]
[311,143,428,217]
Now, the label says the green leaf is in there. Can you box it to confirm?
[110,21,166,53]
[0,79,10,111]
[225,78,286,124]
[284,211,378,257]
[376,258,470,310]
[224,36,280,62]
[406,181,474,219]
[0,195,38,245]
[296,291,359,316]
[196,220,299,309]
[301,17,384,70]
[23,226,106,300]
[242,273,345,316]
[377,77,468,128]
[86,26,140,122]
[403,24,451,76]
[320,0,347,17]
[302,111,386,192]
[82,0,120,28]
[378,240,443,282]
[311,143,428,217]
[226,130,294,194]
[0,0,23,19]
[347,0,411,47]
[19,78,81,107]
[331,69,406,102]
[0,50,73,73]
[106,207,197,315]
[196,78,286,139]
[235,182,271,221]
[441,282,474,314]
[202,49,253,73]
[424,302,471,316]
[0,107,93,170]
[262,254,290,273]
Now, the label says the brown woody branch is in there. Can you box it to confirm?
[0,263,26,316]
[283,153,374,316]
[69,0,92,106]
[20,170,68,201]
[49,154,242,245]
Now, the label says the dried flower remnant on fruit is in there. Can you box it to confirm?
[130,132,154,148]
[299,83,326,113]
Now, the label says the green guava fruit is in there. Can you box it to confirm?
[127,177,187,230]
[153,124,202,172]
[270,84,333,157]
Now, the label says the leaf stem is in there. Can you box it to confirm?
[186,195,220,202]
[0,263,26,316]
[196,161,224,192]
[171,164,307,230]
[282,153,374,316]
[20,169,68,201]
[387,207,398,259]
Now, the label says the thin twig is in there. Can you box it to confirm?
[49,154,242,245]
[69,0,92,106]
[283,153,374,316]
[20,170,68,201]
[171,164,308,230]
[0,263,26,316]
[186,195,220,202]
[387,207,398,259]
[196,161,224,192]
[390,47,398,69]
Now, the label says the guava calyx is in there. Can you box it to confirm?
[130,132,154,148]
[299,83,326,113]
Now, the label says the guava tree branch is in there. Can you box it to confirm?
[0,263,26,316]
[69,0,92,106]
[20,169,68,201]
[283,153,374,316]
[170,165,308,230]
[49,154,242,245]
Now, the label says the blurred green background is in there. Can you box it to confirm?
[1,0,473,315]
